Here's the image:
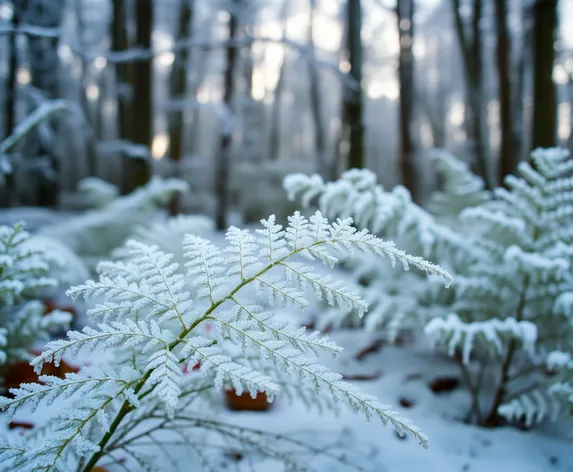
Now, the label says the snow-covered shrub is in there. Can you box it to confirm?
[285,148,573,428]
[284,166,462,336]
[38,176,189,270]
[0,223,72,382]
[0,212,450,470]
[427,150,491,218]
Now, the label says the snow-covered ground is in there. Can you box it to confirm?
[4,330,571,472]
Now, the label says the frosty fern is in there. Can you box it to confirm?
[285,148,573,428]
[0,212,450,471]
[0,223,71,381]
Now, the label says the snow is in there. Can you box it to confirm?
[3,328,572,472]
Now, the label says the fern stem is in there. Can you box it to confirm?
[483,275,529,426]
[454,350,482,423]
[80,370,153,472]
[80,244,322,471]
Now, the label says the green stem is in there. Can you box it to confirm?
[81,241,326,471]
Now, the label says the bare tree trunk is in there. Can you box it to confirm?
[269,0,289,161]
[16,0,64,207]
[5,9,18,141]
[342,0,364,170]
[215,1,239,230]
[451,0,492,188]
[126,0,153,192]
[494,0,514,183]
[513,2,531,164]
[168,0,194,215]
[112,0,136,193]
[308,0,328,177]
[531,0,557,150]
[76,0,99,178]
[1,8,19,206]
[397,0,417,200]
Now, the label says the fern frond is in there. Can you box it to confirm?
[31,320,175,373]
[183,235,226,303]
[181,336,280,400]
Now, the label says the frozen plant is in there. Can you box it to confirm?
[0,212,450,471]
[38,176,189,270]
[0,223,72,383]
[286,148,573,428]
[427,150,491,218]
[284,166,467,337]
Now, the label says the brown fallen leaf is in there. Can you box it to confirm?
[8,421,34,430]
[43,299,78,319]
[428,376,460,394]
[3,354,80,394]
[224,390,272,412]
[354,339,385,361]
[399,397,414,408]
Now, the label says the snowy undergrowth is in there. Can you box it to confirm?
[0,223,72,383]
[0,211,450,471]
[285,148,573,430]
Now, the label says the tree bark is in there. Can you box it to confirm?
[494,0,514,183]
[126,0,153,192]
[5,8,18,141]
[215,1,239,230]
[531,0,557,150]
[112,0,136,193]
[343,0,364,170]
[168,0,194,215]
[451,0,492,188]
[308,0,328,178]
[76,0,99,178]
[17,0,65,207]
[512,2,531,165]
[269,0,289,161]
[397,0,416,200]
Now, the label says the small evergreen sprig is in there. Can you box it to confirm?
[0,212,451,471]
[0,223,72,375]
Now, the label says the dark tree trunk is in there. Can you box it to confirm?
[531,0,557,150]
[513,2,531,164]
[308,0,328,178]
[343,0,364,170]
[397,0,416,200]
[16,0,65,207]
[168,0,194,215]
[451,0,492,188]
[1,8,19,206]
[215,1,239,230]
[112,0,136,193]
[269,0,289,161]
[494,0,514,183]
[126,0,153,192]
[76,0,99,178]
[5,8,18,141]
